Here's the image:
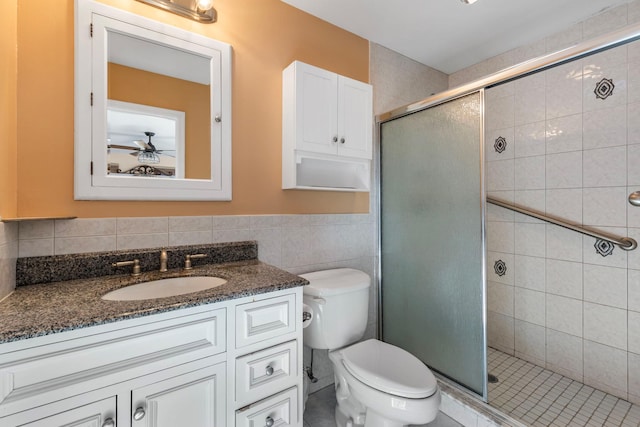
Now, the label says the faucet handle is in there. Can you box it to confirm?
[160,249,168,272]
[184,253,208,270]
[112,259,141,276]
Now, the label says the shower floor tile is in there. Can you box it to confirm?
[488,347,640,426]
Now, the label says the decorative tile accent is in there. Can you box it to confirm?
[494,259,507,276]
[594,238,615,257]
[494,136,507,153]
[594,77,615,100]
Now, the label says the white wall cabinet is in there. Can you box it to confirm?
[283,60,372,191]
[0,288,302,427]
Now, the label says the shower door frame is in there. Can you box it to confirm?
[375,20,640,403]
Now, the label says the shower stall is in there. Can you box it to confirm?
[378,24,640,426]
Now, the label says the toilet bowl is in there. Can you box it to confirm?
[330,339,440,427]
[300,269,441,427]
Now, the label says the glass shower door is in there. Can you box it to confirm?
[380,92,487,398]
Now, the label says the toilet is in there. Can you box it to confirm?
[300,268,440,427]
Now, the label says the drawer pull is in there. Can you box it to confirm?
[102,419,115,427]
[265,416,275,427]
[265,365,274,376]
[133,407,146,421]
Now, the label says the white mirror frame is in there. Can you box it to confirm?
[75,0,232,200]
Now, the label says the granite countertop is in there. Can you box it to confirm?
[0,259,308,344]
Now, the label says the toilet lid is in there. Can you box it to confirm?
[299,269,370,297]
[341,339,438,399]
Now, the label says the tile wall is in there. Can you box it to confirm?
[484,36,640,403]
[0,222,17,300]
[370,43,449,115]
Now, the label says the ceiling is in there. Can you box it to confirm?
[281,0,631,74]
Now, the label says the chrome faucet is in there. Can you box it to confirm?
[160,250,168,272]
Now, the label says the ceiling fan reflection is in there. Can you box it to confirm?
[107,131,176,164]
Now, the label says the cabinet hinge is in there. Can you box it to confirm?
[90,23,93,37]
[90,161,93,175]
[90,92,93,106]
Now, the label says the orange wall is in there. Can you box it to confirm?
[0,1,18,219]
[15,0,370,218]
[109,63,211,179]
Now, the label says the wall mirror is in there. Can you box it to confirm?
[75,0,232,200]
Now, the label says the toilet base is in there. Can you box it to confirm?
[330,345,440,427]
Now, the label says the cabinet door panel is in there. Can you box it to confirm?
[5,397,116,427]
[236,386,299,427]
[337,76,372,159]
[131,363,225,427]
[296,63,338,155]
[235,340,298,406]
[235,293,296,348]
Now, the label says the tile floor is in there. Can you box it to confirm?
[488,347,640,427]
[303,384,462,427]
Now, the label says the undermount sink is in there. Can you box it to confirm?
[101,276,227,301]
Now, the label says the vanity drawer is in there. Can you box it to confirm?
[0,308,225,410]
[235,340,298,406]
[235,386,299,427]
[235,293,296,348]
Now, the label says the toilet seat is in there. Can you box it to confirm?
[340,339,438,399]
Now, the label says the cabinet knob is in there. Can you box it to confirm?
[133,407,146,421]
[265,416,275,427]
[340,137,345,144]
[265,365,274,376]
[332,136,338,143]
[102,418,115,427]
[214,114,222,123]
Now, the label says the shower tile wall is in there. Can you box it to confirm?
[484,38,640,405]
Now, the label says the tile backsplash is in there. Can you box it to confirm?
[0,222,18,300]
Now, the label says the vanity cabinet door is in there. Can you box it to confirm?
[235,386,299,427]
[2,396,116,427]
[130,363,225,427]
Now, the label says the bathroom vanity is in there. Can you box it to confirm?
[0,242,306,427]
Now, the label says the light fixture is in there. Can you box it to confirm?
[460,0,479,4]
[134,0,217,23]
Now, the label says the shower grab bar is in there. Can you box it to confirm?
[486,196,638,251]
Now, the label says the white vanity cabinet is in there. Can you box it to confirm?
[0,287,303,427]
[282,60,372,191]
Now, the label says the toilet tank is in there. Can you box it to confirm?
[300,268,370,350]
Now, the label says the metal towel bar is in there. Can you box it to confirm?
[486,196,638,251]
